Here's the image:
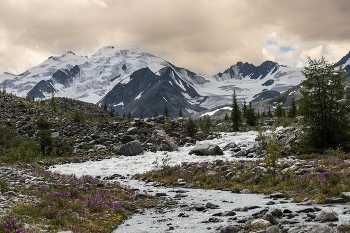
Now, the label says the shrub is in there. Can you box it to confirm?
[36,116,51,130]
[72,109,85,123]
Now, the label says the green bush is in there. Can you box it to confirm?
[72,109,85,123]
[36,116,51,130]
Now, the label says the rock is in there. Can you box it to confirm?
[145,129,179,152]
[174,193,188,198]
[250,219,272,227]
[296,207,316,213]
[189,143,224,156]
[220,225,240,233]
[119,140,143,156]
[223,142,237,151]
[325,197,346,203]
[3,191,16,196]
[206,202,220,209]
[270,208,282,217]
[178,213,189,218]
[194,203,206,211]
[234,205,260,211]
[340,192,350,201]
[234,150,248,157]
[223,210,236,216]
[155,193,167,197]
[309,225,337,233]
[263,212,278,225]
[314,207,338,222]
[240,189,251,194]
[266,226,280,233]
[269,192,284,199]
[121,135,134,144]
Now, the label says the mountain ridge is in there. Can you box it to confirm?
[1,46,350,117]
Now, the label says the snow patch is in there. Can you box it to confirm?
[114,102,124,106]
[200,106,232,117]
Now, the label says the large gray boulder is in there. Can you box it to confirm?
[145,129,179,152]
[119,140,143,156]
[314,207,338,222]
[189,143,224,156]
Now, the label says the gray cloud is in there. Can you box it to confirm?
[0,0,349,75]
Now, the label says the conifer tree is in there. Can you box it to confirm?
[274,98,285,117]
[268,107,272,118]
[299,57,350,150]
[287,98,297,118]
[246,102,257,126]
[242,99,248,119]
[231,90,242,131]
[178,108,183,117]
[163,104,169,117]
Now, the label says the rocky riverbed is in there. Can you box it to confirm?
[50,131,350,233]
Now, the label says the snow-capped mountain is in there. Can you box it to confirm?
[1,46,349,117]
[0,51,88,98]
[99,66,206,118]
[334,51,350,81]
[195,61,304,109]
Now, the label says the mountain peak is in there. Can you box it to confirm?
[334,51,350,67]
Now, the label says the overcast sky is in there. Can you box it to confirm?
[1,0,350,75]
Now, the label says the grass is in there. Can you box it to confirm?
[0,163,157,233]
[135,153,350,203]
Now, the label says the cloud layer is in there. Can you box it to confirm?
[0,0,350,74]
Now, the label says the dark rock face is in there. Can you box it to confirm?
[27,65,80,100]
[189,143,224,156]
[99,67,205,118]
[251,90,280,103]
[215,61,279,80]
[262,79,275,86]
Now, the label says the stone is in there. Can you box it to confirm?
[119,140,143,156]
[235,150,248,157]
[194,203,206,211]
[145,129,179,152]
[189,143,224,156]
[223,210,236,216]
[309,225,337,233]
[223,142,237,151]
[220,225,240,233]
[266,226,280,233]
[270,208,282,217]
[250,219,272,227]
[340,192,350,201]
[155,193,167,197]
[206,202,220,209]
[263,212,278,225]
[314,207,338,222]
[325,197,346,203]
[269,192,284,199]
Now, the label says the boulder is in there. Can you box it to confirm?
[145,129,179,152]
[189,143,224,156]
[250,219,272,227]
[118,140,143,156]
[309,226,337,233]
[223,142,237,151]
[220,225,240,233]
[340,192,350,201]
[314,207,338,222]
